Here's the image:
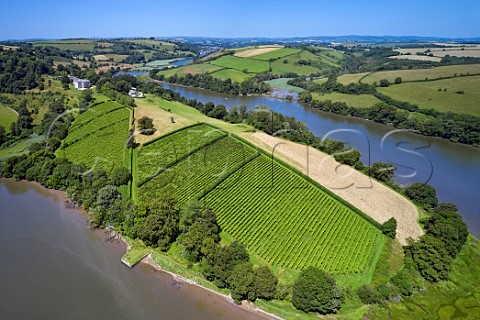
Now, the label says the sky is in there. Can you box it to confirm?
[2,0,480,40]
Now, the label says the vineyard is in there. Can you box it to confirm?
[135,124,384,275]
[138,135,257,205]
[59,101,130,172]
[202,155,384,274]
[136,124,226,186]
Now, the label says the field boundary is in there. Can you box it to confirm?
[141,122,204,147]
[137,133,228,187]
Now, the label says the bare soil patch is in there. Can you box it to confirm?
[134,99,194,144]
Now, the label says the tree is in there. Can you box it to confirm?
[292,267,343,314]
[255,266,277,300]
[228,262,257,304]
[405,183,438,208]
[80,88,93,104]
[137,196,180,250]
[334,147,361,167]
[381,217,397,239]
[379,79,390,87]
[178,204,221,262]
[370,162,395,182]
[356,285,380,305]
[0,125,5,145]
[138,116,154,134]
[407,235,452,282]
[209,104,227,119]
[394,77,403,84]
[111,166,131,186]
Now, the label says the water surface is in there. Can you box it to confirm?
[0,179,268,320]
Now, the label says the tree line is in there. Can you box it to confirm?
[150,70,270,95]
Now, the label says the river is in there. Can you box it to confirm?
[0,179,269,320]
[159,83,480,238]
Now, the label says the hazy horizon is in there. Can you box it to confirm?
[2,0,479,40]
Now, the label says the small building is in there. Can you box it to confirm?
[128,87,145,98]
[73,78,90,90]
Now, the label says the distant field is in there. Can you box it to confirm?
[362,64,480,84]
[125,39,176,50]
[378,75,480,116]
[234,46,283,58]
[94,54,128,62]
[210,68,252,82]
[313,77,328,84]
[337,72,370,84]
[251,48,301,61]
[394,46,480,58]
[158,63,224,77]
[31,40,96,51]
[389,55,442,62]
[210,55,269,73]
[0,105,18,131]
[312,92,383,108]
[264,78,304,93]
[271,58,321,76]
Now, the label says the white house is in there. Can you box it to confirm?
[128,87,145,98]
[73,78,90,90]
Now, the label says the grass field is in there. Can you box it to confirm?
[31,40,96,51]
[250,48,301,61]
[0,105,17,131]
[0,134,44,160]
[234,46,283,58]
[337,72,370,85]
[378,75,480,116]
[264,78,304,93]
[312,92,383,108]
[158,63,224,77]
[58,101,130,173]
[270,59,321,76]
[210,55,269,73]
[361,64,480,84]
[210,68,253,82]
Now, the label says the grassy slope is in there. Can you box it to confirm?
[210,55,269,73]
[264,78,304,92]
[337,72,370,85]
[209,68,253,82]
[0,134,44,160]
[312,92,383,108]
[361,64,480,84]
[251,48,301,61]
[378,75,480,116]
[157,63,224,77]
[0,105,17,132]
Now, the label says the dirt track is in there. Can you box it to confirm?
[245,132,423,245]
